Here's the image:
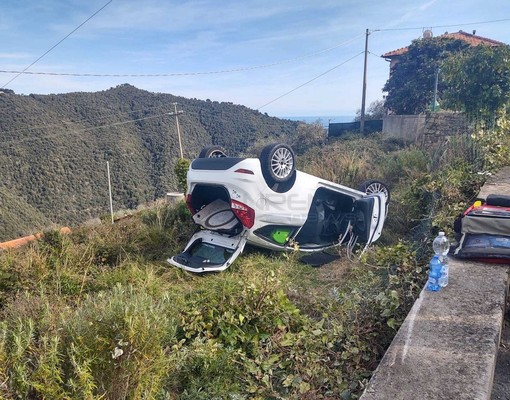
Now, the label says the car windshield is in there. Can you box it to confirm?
[190,241,235,265]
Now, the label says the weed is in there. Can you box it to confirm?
[174,159,191,194]
[62,284,177,399]
[0,118,508,398]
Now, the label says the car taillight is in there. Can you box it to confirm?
[231,200,255,228]
[234,168,254,175]
[186,194,196,215]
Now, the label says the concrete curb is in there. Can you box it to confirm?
[360,260,509,400]
[361,167,510,400]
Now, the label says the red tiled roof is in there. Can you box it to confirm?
[381,30,505,58]
[383,46,408,58]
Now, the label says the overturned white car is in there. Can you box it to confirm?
[168,143,389,273]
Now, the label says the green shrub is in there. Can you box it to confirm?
[62,284,178,399]
[167,338,243,400]
[472,111,510,172]
[365,241,425,327]
[174,158,191,193]
[379,147,429,186]
[137,201,194,260]
[1,122,509,399]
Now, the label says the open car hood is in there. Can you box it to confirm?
[168,230,247,273]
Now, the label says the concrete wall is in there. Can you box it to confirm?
[383,111,472,144]
[382,114,425,143]
[360,167,510,400]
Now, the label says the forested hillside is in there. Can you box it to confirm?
[0,84,299,240]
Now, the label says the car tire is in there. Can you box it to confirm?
[358,180,391,204]
[198,145,228,158]
[259,143,296,184]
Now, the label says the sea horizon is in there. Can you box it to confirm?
[282,115,355,127]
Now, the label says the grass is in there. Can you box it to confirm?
[0,214,404,399]
[0,118,509,399]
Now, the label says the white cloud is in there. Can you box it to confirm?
[420,0,439,11]
[0,52,31,60]
[2,0,509,115]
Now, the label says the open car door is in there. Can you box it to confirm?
[352,193,386,245]
[168,230,247,273]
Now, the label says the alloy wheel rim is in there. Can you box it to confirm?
[365,182,389,201]
[271,147,293,178]
[210,150,226,158]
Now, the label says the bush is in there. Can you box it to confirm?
[0,285,179,399]
[174,158,191,193]
[62,284,178,399]
[1,122,509,398]
[138,201,194,260]
[299,138,383,187]
[472,111,510,172]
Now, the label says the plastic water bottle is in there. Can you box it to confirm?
[433,231,450,287]
[426,255,442,292]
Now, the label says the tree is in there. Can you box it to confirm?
[383,37,469,114]
[441,44,510,117]
[355,99,386,121]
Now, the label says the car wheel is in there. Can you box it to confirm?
[358,180,391,204]
[198,145,227,158]
[259,143,296,183]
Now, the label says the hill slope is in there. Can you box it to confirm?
[0,84,299,240]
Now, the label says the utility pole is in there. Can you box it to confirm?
[170,103,184,158]
[432,68,440,112]
[360,28,369,134]
[106,161,114,224]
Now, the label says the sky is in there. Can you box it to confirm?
[1,0,510,118]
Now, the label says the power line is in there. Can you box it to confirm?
[0,34,364,78]
[1,0,112,89]
[2,16,505,128]
[0,103,208,139]
[368,50,385,58]
[374,18,510,32]
[0,111,174,146]
[1,18,506,80]
[257,52,364,110]
[0,104,168,135]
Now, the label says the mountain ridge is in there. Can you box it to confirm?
[0,84,299,240]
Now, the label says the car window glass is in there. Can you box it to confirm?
[190,242,234,264]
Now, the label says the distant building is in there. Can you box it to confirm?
[381,30,505,73]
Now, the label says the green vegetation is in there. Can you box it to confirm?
[0,84,299,241]
[354,100,386,122]
[441,45,510,117]
[383,37,469,114]
[0,186,52,240]
[1,112,509,399]
[174,159,191,194]
[383,36,510,116]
